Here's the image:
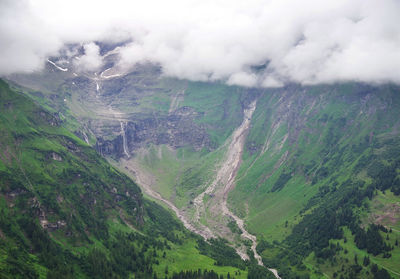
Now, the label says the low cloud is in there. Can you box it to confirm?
[1,0,400,87]
[74,43,103,72]
[227,72,258,87]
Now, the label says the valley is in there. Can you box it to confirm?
[4,57,400,279]
[0,80,256,279]
[2,1,400,278]
[82,74,273,271]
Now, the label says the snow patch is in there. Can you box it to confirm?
[47,59,68,71]
[100,67,121,79]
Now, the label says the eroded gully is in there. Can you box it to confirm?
[117,97,280,278]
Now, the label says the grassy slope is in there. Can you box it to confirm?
[10,68,400,278]
[182,81,245,146]
[230,84,400,277]
[231,84,400,238]
[124,144,227,208]
[0,80,250,278]
[303,222,400,279]
[154,237,247,279]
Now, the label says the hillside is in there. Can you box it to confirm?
[0,80,265,279]
[234,84,400,278]
[7,58,400,279]
[2,0,400,278]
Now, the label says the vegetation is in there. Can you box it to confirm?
[197,238,246,270]
[0,80,257,278]
[7,69,400,279]
[235,84,400,278]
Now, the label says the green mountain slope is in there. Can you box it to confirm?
[0,80,261,279]
[8,65,400,279]
[229,84,400,278]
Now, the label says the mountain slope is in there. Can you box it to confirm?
[0,80,262,279]
[231,84,400,278]
[8,58,400,278]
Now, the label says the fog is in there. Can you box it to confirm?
[1,0,400,87]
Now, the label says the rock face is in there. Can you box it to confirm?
[95,107,211,158]
[51,152,62,161]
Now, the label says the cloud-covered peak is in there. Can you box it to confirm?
[73,43,103,72]
[1,0,400,87]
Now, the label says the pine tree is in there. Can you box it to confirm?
[363,255,370,266]
[371,264,378,274]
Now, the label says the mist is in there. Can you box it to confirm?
[1,0,400,87]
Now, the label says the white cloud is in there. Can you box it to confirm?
[1,0,400,87]
[261,76,284,88]
[227,72,258,87]
[0,0,62,74]
[74,43,103,72]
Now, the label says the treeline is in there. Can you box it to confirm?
[0,204,247,279]
[0,209,78,278]
[144,200,183,243]
[257,139,400,278]
[162,269,232,279]
[370,264,392,279]
[0,189,256,279]
[270,172,292,192]
[261,175,396,277]
[285,178,394,259]
[82,231,169,279]
[367,158,400,195]
[247,265,276,279]
[286,180,365,257]
[196,238,246,270]
[354,224,392,256]
[286,151,400,259]
[0,191,188,279]
[161,266,275,279]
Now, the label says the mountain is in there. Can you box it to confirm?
[6,49,400,279]
[0,80,267,279]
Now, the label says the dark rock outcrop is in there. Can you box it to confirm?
[95,107,211,158]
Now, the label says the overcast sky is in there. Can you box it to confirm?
[1,0,400,87]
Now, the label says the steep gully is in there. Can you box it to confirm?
[84,70,279,278]
[126,99,279,278]
[192,102,257,245]
[191,101,280,278]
